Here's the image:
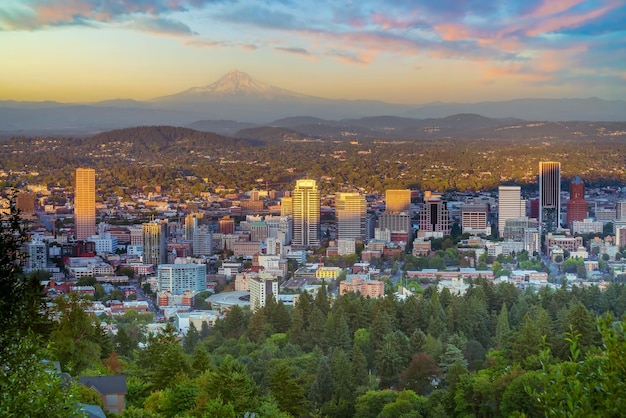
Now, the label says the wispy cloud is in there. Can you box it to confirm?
[275,46,310,55]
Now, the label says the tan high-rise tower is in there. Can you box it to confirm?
[75,168,96,240]
[292,179,320,247]
[337,193,366,241]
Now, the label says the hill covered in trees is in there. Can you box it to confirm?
[1,122,626,195]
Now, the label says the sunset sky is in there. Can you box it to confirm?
[1,0,624,104]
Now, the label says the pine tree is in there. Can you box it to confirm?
[269,363,309,417]
[309,355,334,408]
[184,322,200,354]
[495,302,511,348]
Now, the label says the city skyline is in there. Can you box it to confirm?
[1,1,625,103]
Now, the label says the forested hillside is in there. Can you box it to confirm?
[1,123,626,195]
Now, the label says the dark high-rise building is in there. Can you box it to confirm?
[539,162,561,232]
[567,176,587,227]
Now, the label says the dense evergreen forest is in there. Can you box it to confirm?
[3,203,626,417]
[2,124,626,194]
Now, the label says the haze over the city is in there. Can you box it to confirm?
[1,0,625,104]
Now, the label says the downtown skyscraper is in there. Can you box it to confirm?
[498,185,526,237]
[385,189,411,214]
[539,161,561,232]
[75,168,96,240]
[336,192,366,241]
[292,179,320,247]
[143,220,168,266]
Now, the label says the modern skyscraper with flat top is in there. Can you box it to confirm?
[143,220,168,266]
[498,186,526,237]
[75,168,96,240]
[292,179,320,247]
[385,189,411,214]
[336,192,366,241]
[539,162,561,232]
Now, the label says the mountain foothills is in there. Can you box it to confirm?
[2,121,626,194]
[1,70,625,134]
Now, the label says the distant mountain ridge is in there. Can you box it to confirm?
[1,70,625,135]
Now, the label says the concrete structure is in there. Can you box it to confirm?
[157,264,206,295]
[385,189,411,214]
[249,272,279,311]
[292,179,320,247]
[66,257,114,278]
[336,192,366,241]
[75,168,96,240]
[192,224,213,256]
[539,162,561,232]
[498,185,525,237]
[142,220,168,266]
[461,203,489,235]
[24,238,47,273]
[596,209,616,223]
[571,218,603,235]
[337,238,356,256]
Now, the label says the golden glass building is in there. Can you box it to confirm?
[75,168,96,240]
[292,179,320,247]
[336,192,366,241]
[385,189,411,214]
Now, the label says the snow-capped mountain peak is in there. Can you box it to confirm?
[155,70,309,101]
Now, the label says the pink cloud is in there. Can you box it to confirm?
[523,3,616,37]
[525,0,586,19]
[433,23,475,41]
[35,0,109,26]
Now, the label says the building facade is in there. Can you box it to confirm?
[461,203,489,234]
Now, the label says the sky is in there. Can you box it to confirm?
[1,0,625,104]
